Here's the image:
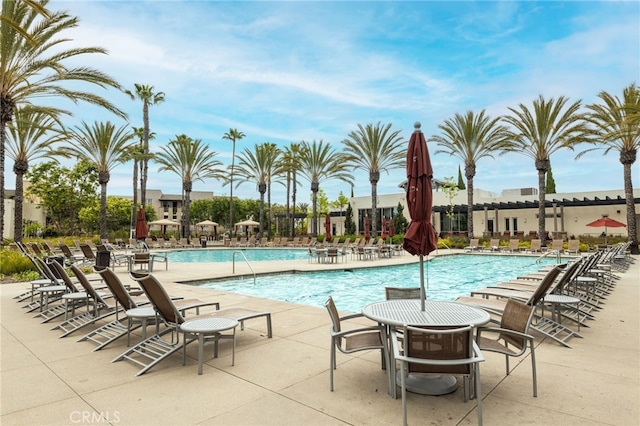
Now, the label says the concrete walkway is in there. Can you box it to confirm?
[1,249,638,425]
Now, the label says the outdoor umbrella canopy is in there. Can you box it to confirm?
[149,219,180,226]
[135,207,148,240]
[235,219,260,227]
[325,214,332,242]
[586,216,626,245]
[402,122,439,311]
[196,220,219,227]
[364,216,370,241]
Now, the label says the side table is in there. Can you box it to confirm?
[180,317,239,374]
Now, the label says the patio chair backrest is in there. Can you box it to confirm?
[132,273,185,326]
[499,299,534,350]
[47,259,81,293]
[95,267,138,310]
[79,244,96,260]
[59,243,74,258]
[508,239,519,250]
[385,287,421,300]
[404,325,473,375]
[525,263,564,306]
[69,264,105,304]
[324,296,341,333]
[530,239,541,251]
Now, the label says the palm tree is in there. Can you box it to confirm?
[502,95,589,245]
[6,107,66,242]
[431,110,510,238]
[234,143,281,238]
[124,126,155,232]
[222,128,245,234]
[0,0,126,243]
[154,135,223,241]
[280,142,301,237]
[342,122,404,238]
[297,140,352,237]
[579,83,640,254]
[125,84,165,207]
[60,121,134,239]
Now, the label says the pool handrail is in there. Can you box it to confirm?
[232,251,257,285]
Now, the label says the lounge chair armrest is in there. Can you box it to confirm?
[476,326,534,341]
[338,312,366,321]
[332,325,386,339]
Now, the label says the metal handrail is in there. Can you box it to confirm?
[536,249,562,264]
[232,250,256,285]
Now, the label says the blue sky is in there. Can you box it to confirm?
[17,1,640,205]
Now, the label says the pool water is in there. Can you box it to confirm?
[168,248,308,262]
[199,255,558,313]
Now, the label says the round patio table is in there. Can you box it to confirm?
[362,299,490,396]
[180,317,239,375]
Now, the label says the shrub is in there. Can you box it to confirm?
[0,249,35,275]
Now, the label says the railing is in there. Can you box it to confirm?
[232,250,256,285]
[536,249,562,264]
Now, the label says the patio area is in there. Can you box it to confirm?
[1,251,638,425]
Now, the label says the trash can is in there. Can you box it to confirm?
[200,236,207,248]
[96,250,111,268]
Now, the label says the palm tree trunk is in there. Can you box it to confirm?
[467,176,474,238]
[370,171,379,238]
[131,158,139,234]
[141,102,149,207]
[13,169,25,242]
[292,173,297,237]
[285,170,291,238]
[623,161,639,254]
[100,182,108,240]
[229,140,235,237]
[258,183,266,239]
[311,181,319,237]
[537,169,546,246]
[267,180,272,239]
[0,103,13,244]
[184,183,192,244]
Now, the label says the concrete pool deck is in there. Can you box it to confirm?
[1,249,639,425]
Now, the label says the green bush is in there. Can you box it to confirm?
[0,249,35,275]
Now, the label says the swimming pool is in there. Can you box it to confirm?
[199,255,558,313]
[168,248,309,262]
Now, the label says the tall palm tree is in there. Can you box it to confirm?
[431,110,510,238]
[222,128,245,234]
[0,0,126,243]
[342,122,404,238]
[280,142,301,237]
[297,140,352,237]
[125,126,155,232]
[125,84,164,207]
[579,83,640,254]
[502,95,589,245]
[154,135,223,241]
[6,107,66,242]
[234,143,281,238]
[60,121,134,239]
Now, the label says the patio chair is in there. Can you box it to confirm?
[528,239,542,253]
[28,242,45,257]
[323,296,389,391]
[58,242,85,265]
[565,239,580,255]
[79,244,97,265]
[390,325,484,426]
[484,238,500,252]
[501,239,520,253]
[464,239,480,252]
[115,273,271,376]
[475,299,537,397]
[385,287,422,300]
[36,258,88,323]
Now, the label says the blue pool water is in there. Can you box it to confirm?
[168,248,309,262]
[199,255,557,313]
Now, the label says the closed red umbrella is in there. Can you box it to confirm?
[402,122,438,310]
[381,217,387,241]
[325,213,332,242]
[364,216,370,241]
[389,219,395,238]
[135,207,148,241]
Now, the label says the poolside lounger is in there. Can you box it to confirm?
[114,273,272,376]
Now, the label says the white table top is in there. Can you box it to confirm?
[125,307,156,318]
[180,317,238,333]
[362,299,490,327]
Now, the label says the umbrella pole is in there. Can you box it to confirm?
[419,254,425,311]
